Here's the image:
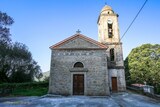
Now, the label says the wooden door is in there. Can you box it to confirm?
[112,77,118,92]
[73,74,84,95]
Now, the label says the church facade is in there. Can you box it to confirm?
[49,5,126,96]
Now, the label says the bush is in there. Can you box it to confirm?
[0,82,49,96]
[155,86,160,94]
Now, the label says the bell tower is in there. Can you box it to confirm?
[98,5,120,43]
[98,5,126,91]
[97,5,123,66]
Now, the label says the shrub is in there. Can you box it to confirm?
[0,82,49,96]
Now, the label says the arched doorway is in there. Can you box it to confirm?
[73,62,84,95]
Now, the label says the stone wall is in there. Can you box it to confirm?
[59,38,99,48]
[106,43,124,67]
[108,69,126,91]
[48,49,110,96]
[98,14,120,43]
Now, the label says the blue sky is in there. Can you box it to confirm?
[0,0,160,72]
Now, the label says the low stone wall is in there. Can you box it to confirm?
[127,86,160,100]
[0,88,12,96]
[127,86,143,93]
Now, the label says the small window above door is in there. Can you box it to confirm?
[74,62,84,68]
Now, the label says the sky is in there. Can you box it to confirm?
[0,0,160,72]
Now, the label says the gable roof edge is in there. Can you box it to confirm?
[50,34,108,49]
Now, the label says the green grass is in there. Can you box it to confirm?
[11,87,48,96]
[0,82,49,96]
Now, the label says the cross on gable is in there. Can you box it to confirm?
[76,29,81,34]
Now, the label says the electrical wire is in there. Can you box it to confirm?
[120,0,148,41]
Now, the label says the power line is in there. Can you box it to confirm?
[120,0,148,40]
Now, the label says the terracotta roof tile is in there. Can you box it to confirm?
[50,34,108,49]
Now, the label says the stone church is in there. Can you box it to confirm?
[49,5,126,96]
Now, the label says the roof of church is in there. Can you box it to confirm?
[97,5,116,24]
[50,33,108,49]
[101,5,112,12]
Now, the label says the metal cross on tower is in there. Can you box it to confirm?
[105,1,107,5]
[76,29,81,34]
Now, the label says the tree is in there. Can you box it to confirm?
[0,11,42,83]
[125,44,160,93]
[0,11,14,83]
[9,42,42,82]
[0,11,14,44]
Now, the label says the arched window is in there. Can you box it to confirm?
[108,23,113,38]
[74,62,84,68]
[110,48,115,61]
